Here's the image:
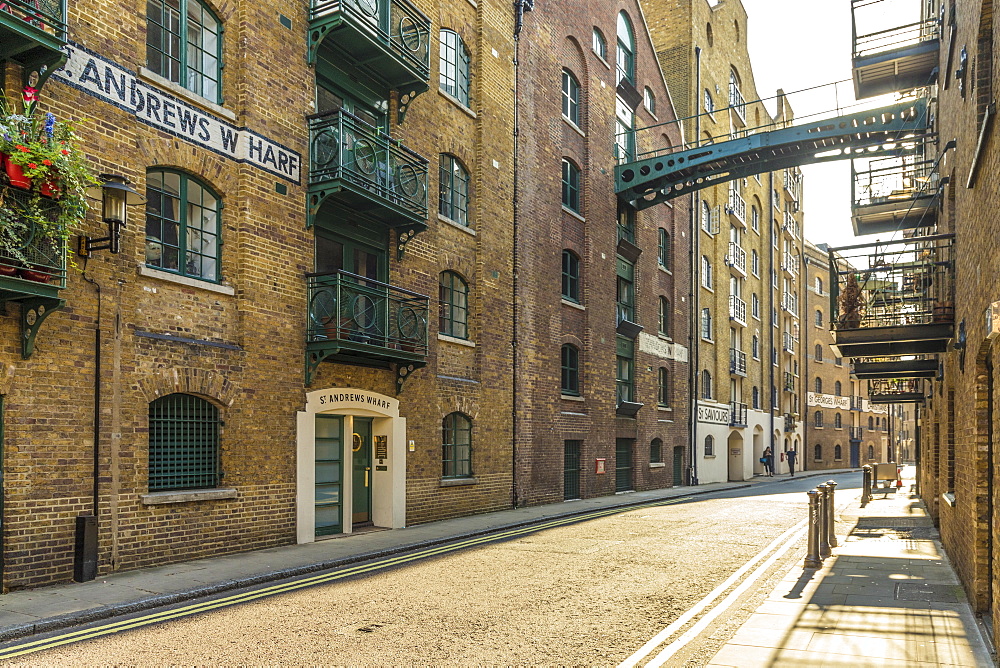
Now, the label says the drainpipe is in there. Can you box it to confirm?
[767,171,775,464]
[511,0,532,507]
[76,267,102,582]
[688,45,702,486]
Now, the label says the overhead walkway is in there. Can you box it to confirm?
[615,98,931,209]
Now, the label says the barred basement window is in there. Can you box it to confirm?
[148,393,220,492]
[442,412,472,478]
[650,438,663,463]
[146,0,222,103]
[439,29,471,106]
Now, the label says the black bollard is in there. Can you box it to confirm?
[804,489,822,569]
[826,480,839,548]
[861,465,872,507]
[817,483,831,559]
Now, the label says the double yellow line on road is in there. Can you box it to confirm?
[0,496,692,659]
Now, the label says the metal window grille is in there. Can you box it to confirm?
[442,412,472,478]
[149,393,220,491]
[564,440,581,500]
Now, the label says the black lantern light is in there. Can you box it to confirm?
[79,174,145,257]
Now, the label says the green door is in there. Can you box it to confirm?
[673,445,685,486]
[615,438,633,492]
[564,440,581,500]
[315,415,343,536]
[352,417,373,524]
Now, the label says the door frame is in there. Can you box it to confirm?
[297,388,406,543]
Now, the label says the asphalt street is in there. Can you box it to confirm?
[8,472,860,666]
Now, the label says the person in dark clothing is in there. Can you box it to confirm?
[786,448,797,476]
[762,447,773,476]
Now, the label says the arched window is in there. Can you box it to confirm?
[868,416,874,430]
[616,11,635,84]
[815,343,823,362]
[145,169,221,281]
[752,385,760,409]
[701,200,712,232]
[814,377,822,393]
[814,411,824,427]
[659,296,670,336]
[834,444,843,460]
[835,413,842,428]
[561,344,580,396]
[658,367,670,406]
[650,438,663,463]
[702,256,713,289]
[751,249,759,276]
[561,158,581,212]
[561,250,580,302]
[443,413,473,478]
[644,87,656,115]
[752,334,759,359]
[704,88,714,113]
[562,69,580,125]
[814,443,822,461]
[815,276,823,294]
[704,434,715,456]
[149,393,220,491]
[439,271,468,338]
[815,309,823,327]
[658,228,670,269]
[702,369,712,399]
[147,0,222,102]
[835,380,842,396]
[592,27,607,60]
[701,308,712,340]
[882,417,888,430]
[439,154,469,225]
[867,444,875,460]
[439,29,471,106]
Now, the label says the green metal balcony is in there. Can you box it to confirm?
[308,110,428,252]
[308,0,430,108]
[0,187,66,358]
[305,270,428,388]
[830,234,954,359]
[867,378,926,404]
[0,0,66,88]
[851,1,940,99]
[851,355,938,380]
[851,152,938,236]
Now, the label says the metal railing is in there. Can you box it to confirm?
[729,294,747,325]
[727,241,747,275]
[853,15,940,60]
[830,234,955,330]
[0,187,66,287]
[306,269,429,355]
[784,413,797,432]
[0,0,66,39]
[850,426,864,440]
[782,250,799,275]
[782,331,796,353]
[727,185,746,225]
[782,291,798,315]
[728,82,747,123]
[868,378,925,398]
[853,155,937,209]
[310,0,431,80]
[851,395,864,411]
[783,168,802,201]
[783,211,799,238]
[730,401,748,427]
[783,372,796,393]
[729,348,747,376]
[308,109,428,218]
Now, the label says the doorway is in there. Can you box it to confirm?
[352,417,373,525]
[615,439,634,492]
[315,415,343,536]
[672,446,685,485]
[727,431,744,481]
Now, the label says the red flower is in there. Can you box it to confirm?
[14,144,28,152]
[27,163,37,169]
[61,149,69,155]
[22,86,38,102]
[41,159,52,166]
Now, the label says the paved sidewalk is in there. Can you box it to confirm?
[707,469,996,667]
[0,468,845,644]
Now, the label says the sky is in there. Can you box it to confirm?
[738,0,896,251]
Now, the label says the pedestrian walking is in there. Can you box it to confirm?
[761,447,773,476]
[786,447,797,476]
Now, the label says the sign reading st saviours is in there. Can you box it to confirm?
[53,42,301,184]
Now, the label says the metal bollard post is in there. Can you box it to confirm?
[861,465,872,507]
[826,480,839,548]
[804,489,822,569]
[817,483,831,559]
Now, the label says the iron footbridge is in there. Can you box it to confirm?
[615,98,931,209]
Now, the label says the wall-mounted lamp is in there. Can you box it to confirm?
[78,174,145,257]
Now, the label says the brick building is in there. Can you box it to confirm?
[831,0,1000,642]
[0,0,523,589]
[803,241,887,470]
[640,0,806,483]
[513,0,691,504]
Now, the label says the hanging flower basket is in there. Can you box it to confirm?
[1,153,31,189]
